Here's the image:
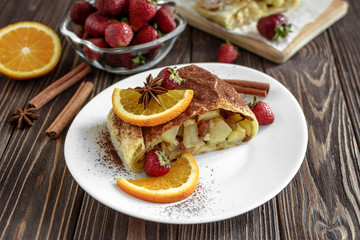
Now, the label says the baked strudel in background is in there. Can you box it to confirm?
[193,0,299,29]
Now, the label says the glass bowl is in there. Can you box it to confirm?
[60,9,186,74]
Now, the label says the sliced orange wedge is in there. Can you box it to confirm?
[112,88,193,127]
[0,21,61,80]
[117,152,199,203]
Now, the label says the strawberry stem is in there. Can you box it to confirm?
[132,55,146,65]
[147,0,157,7]
[248,96,258,109]
[120,18,129,24]
[155,150,170,166]
[273,24,292,42]
[169,67,186,84]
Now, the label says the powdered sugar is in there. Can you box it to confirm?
[176,0,333,51]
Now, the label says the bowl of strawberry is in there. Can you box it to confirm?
[60,0,186,74]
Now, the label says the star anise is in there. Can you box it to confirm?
[134,74,168,109]
[8,107,40,128]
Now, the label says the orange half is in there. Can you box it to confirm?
[0,21,62,80]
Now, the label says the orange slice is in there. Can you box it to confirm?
[117,152,199,203]
[0,21,62,80]
[112,88,193,127]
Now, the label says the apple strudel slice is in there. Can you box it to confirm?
[107,65,259,172]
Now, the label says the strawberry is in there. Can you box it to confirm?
[249,97,274,125]
[120,0,130,15]
[120,53,145,69]
[70,0,95,25]
[82,31,91,39]
[154,5,176,33]
[133,25,158,45]
[257,13,292,41]
[137,24,162,58]
[133,25,160,58]
[129,0,157,31]
[84,12,116,37]
[104,22,133,47]
[106,53,122,66]
[83,38,108,60]
[216,41,237,63]
[95,0,126,16]
[76,25,85,38]
[144,45,160,59]
[158,67,185,90]
[143,149,170,177]
[76,26,91,40]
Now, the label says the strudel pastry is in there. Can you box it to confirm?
[107,65,259,172]
[193,0,299,29]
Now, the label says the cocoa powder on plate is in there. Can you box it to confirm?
[94,124,131,178]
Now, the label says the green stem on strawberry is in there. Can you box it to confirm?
[248,96,258,109]
[147,0,157,7]
[155,150,170,166]
[273,24,292,42]
[169,67,185,84]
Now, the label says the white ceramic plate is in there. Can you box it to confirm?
[64,63,308,224]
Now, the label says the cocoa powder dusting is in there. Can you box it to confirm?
[162,180,215,218]
[142,64,256,146]
[94,124,131,178]
[91,124,216,218]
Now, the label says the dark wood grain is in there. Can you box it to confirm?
[328,0,360,147]
[262,6,360,238]
[1,0,360,239]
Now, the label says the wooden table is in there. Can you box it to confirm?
[1,0,359,239]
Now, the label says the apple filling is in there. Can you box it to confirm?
[150,109,255,159]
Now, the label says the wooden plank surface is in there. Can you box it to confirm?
[0,0,360,239]
[177,0,349,63]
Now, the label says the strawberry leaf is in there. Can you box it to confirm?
[169,67,186,84]
[132,55,146,65]
[147,0,157,7]
[121,18,129,24]
[155,150,170,166]
[248,96,258,109]
[273,24,292,42]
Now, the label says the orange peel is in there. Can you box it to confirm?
[112,88,193,127]
[117,152,199,203]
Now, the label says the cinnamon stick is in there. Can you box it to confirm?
[45,81,94,138]
[223,79,270,97]
[28,63,91,109]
